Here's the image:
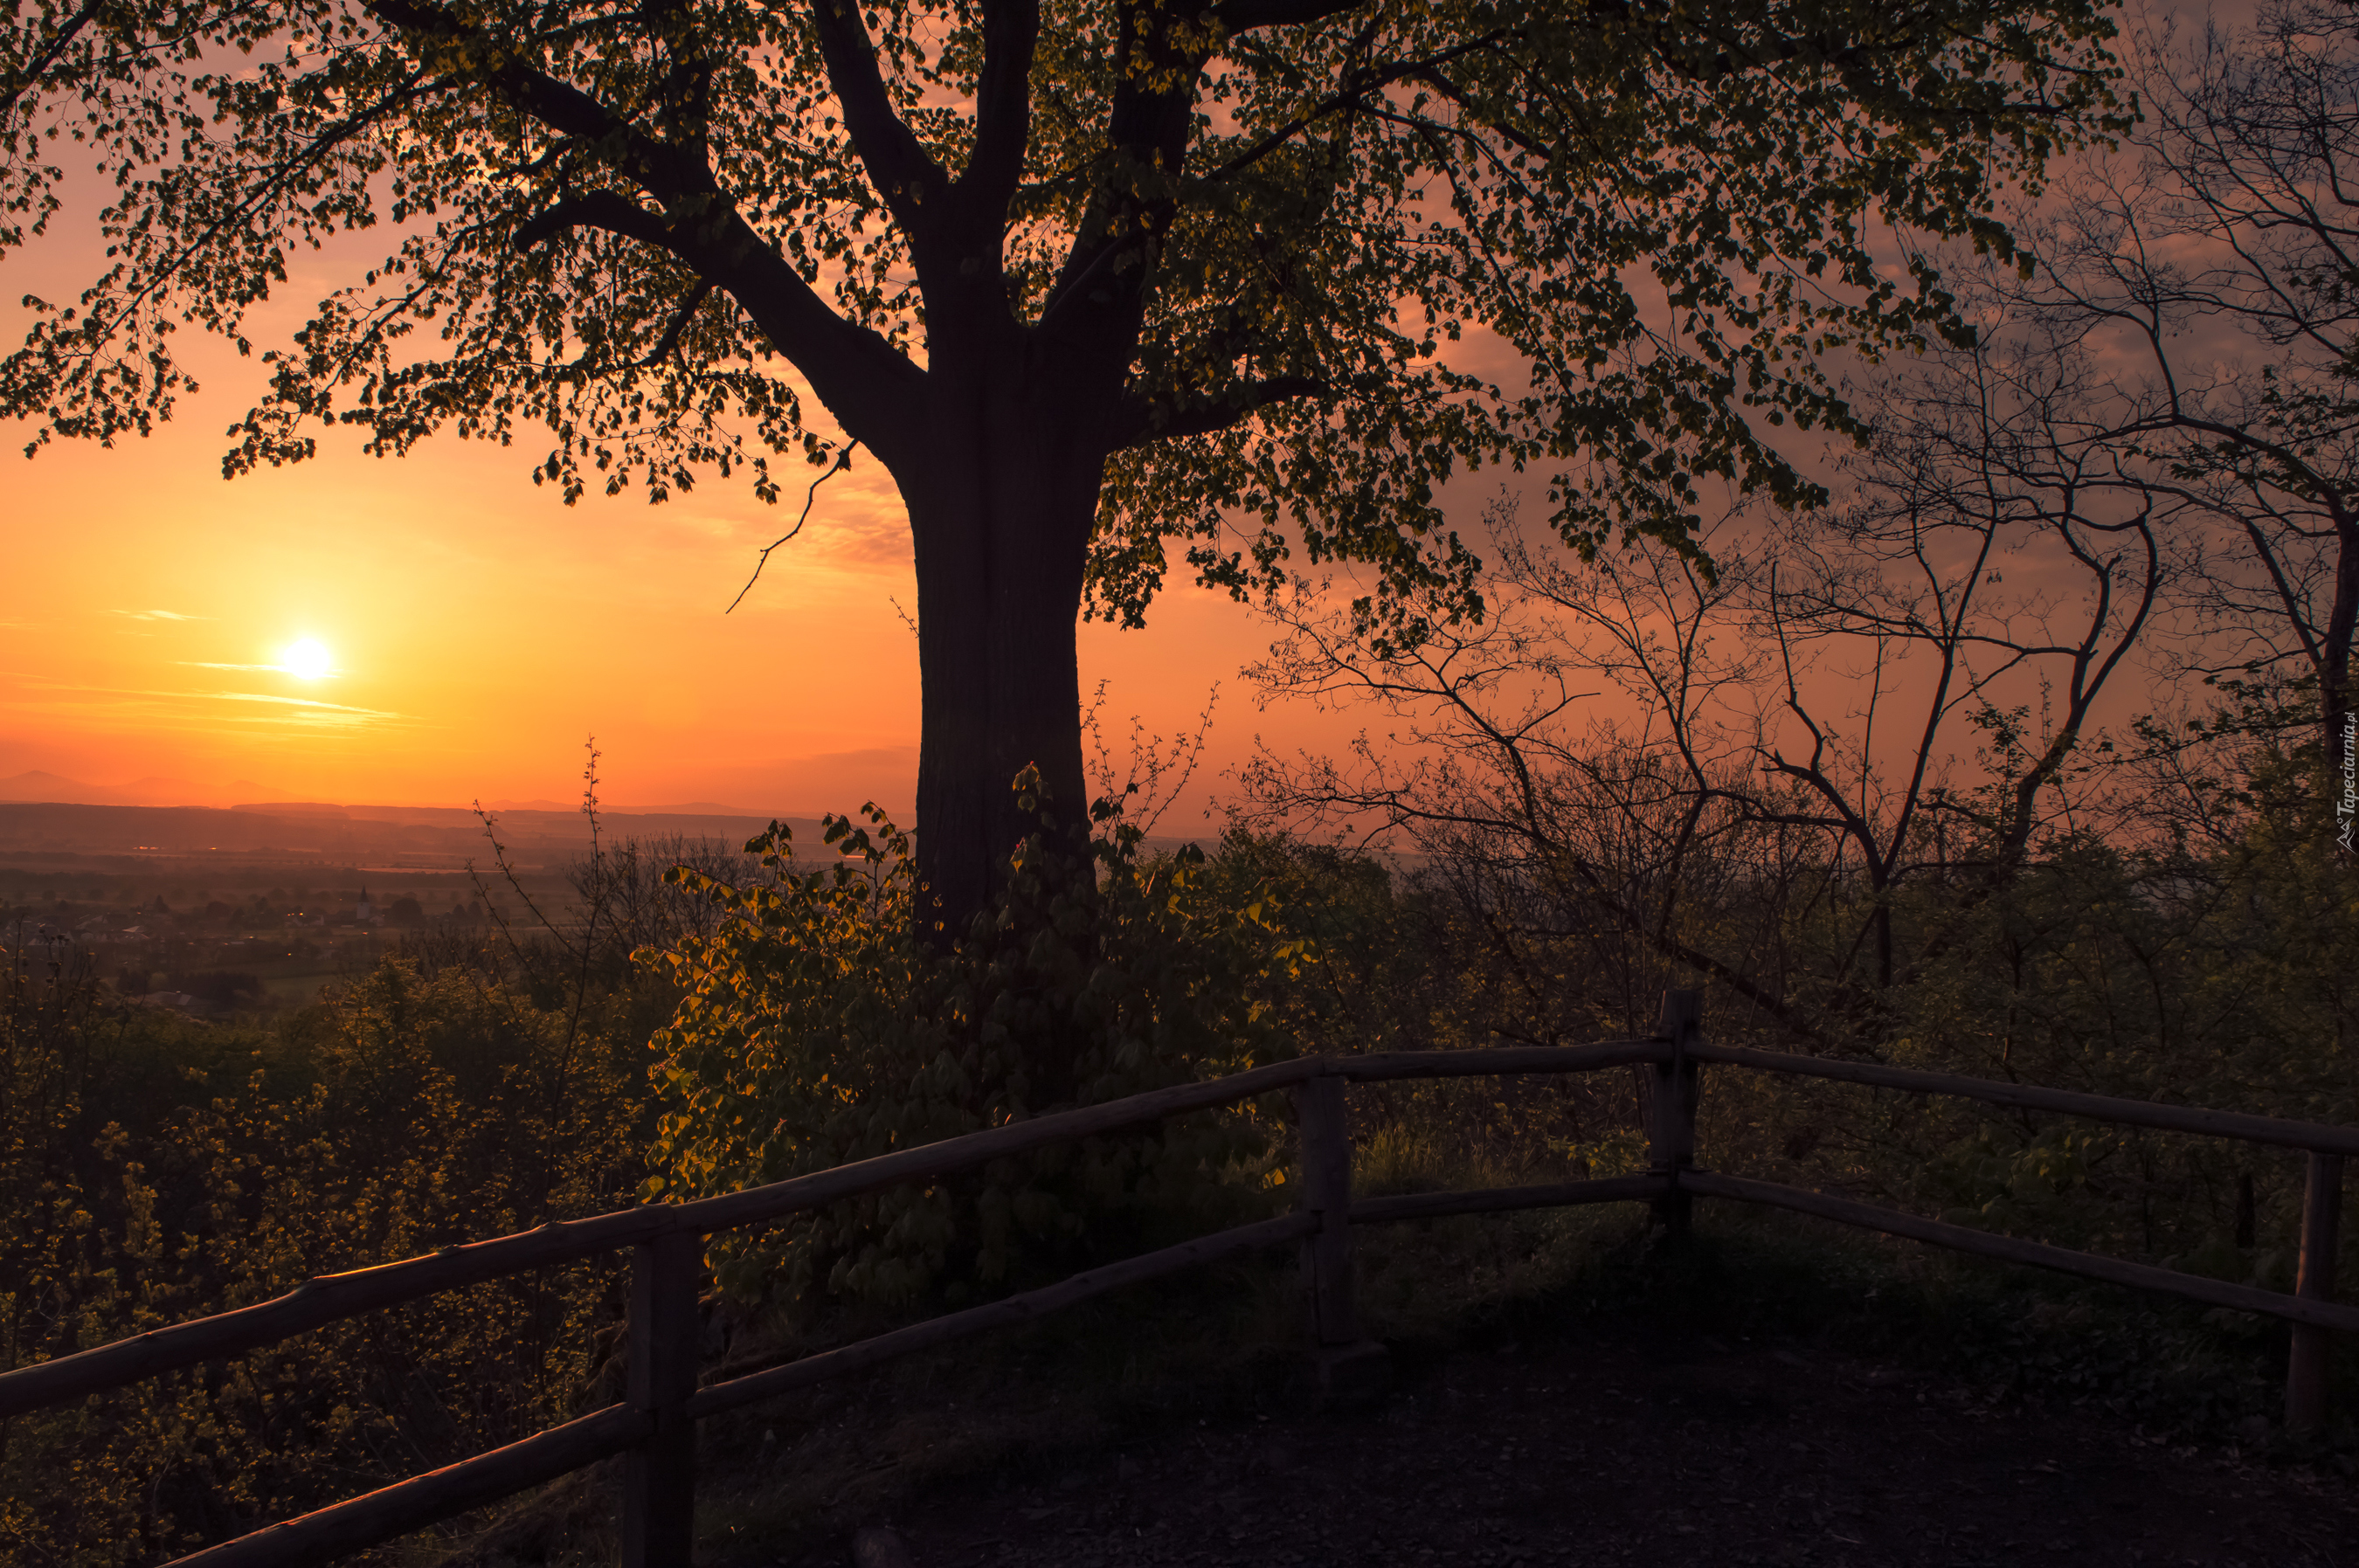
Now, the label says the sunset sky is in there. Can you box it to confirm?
[1,86,2193,832]
[0,196,1396,825]
[0,258,2175,833]
[0,394,1378,821]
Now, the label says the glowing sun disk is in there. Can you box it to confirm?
[283,639,333,680]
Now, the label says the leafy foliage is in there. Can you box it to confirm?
[0,941,643,1564]
[644,779,1312,1309]
[3,0,2125,628]
[4,0,2141,929]
[1869,805,2359,1271]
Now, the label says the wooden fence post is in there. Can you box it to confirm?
[2286,1151,2343,1438]
[1648,989,1704,1235]
[1297,1072,1359,1345]
[1295,1070,1388,1403]
[623,1227,701,1566]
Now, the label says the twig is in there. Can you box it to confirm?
[726,441,861,612]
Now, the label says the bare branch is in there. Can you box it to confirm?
[728,441,861,613]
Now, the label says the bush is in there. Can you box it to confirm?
[645,778,1312,1313]
[0,940,646,1564]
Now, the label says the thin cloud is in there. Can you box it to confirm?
[0,680,405,730]
[207,689,393,717]
[180,660,335,676]
[114,609,205,622]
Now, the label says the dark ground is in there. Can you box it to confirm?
[764,1335,2356,1568]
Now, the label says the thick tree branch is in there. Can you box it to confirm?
[699,208,927,456]
[640,280,715,368]
[515,190,682,256]
[958,0,1041,232]
[807,0,952,243]
[1037,0,1221,362]
[644,0,717,158]
[1112,376,1331,448]
[369,0,714,205]
[366,0,922,451]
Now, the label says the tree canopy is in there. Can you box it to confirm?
[1,0,2126,925]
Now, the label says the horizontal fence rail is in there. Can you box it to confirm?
[0,1053,1320,1421]
[1349,1174,1671,1226]
[167,1407,654,1568]
[1690,1041,2359,1158]
[0,1041,1664,1421]
[688,1212,1323,1421]
[1681,1171,2359,1334]
[1,1005,2347,1568]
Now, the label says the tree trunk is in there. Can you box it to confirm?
[884,342,1113,938]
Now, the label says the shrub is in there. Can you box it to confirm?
[644,777,1311,1313]
[0,945,644,1564]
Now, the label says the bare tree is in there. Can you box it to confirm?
[1767,296,2166,980]
[1242,305,2165,1046]
[2023,0,2359,787]
[1244,512,1794,1040]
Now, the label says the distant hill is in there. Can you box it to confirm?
[0,800,829,868]
[0,788,1226,872]
[0,770,239,806]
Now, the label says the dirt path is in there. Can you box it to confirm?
[812,1336,2353,1568]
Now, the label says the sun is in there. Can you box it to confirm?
[281,639,333,680]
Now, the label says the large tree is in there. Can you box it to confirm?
[2,0,2120,930]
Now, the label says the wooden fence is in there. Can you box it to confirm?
[2,991,2350,1568]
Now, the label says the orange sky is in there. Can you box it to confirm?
[0,379,1380,822]
[0,183,1409,825]
[0,266,2172,837]
[1,133,2193,835]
